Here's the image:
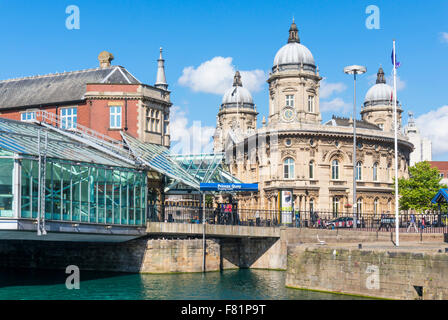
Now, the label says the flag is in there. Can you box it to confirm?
[391,48,401,68]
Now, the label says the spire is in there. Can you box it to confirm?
[288,20,300,43]
[155,47,168,90]
[376,66,386,84]
[233,71,242,87]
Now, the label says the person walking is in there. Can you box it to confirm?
[407,213,418,233]
[378,212,389,232]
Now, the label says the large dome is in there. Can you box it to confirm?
[272,22,316,72]
[273,42,315,68]
[364,67,397,107]
[221,71,254,108]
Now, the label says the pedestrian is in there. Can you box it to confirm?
[255,210,260,226]
[421,216,426,231]
[378,212,389,232]
[407,213,418,233]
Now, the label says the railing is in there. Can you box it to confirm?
[147,204,448,234]
[35,110,126,152]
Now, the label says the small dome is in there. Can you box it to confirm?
[364,67,398,106]
[221,71,254,108]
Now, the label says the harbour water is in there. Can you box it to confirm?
[0,268,365,300]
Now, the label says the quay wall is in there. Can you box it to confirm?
[0,227,444,274]
[285,246,448,300]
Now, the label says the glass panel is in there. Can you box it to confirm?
[0,158,14,217]
[80,166,89,222]
[105,169,113,224]
[89,167,97,223]
[51,162,62,220]
[21,159,32,218]
[71,165,80,221]
[113,170,120,224]
[62,163,71,221]
[121,171,128,225]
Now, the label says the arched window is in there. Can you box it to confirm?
[309,161,314,179]
[373,163,378,181]
[309,198,314,213]
[283,158,295,179]
[357,198,363,214]
[332,197,340,217]
[374,198,379,214]
[356,161,362,181]
[331,159,339,180]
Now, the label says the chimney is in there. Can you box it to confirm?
[98,51,114,68]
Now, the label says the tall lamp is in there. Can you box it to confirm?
[344,65,367,229]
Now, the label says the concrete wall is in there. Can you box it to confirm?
[286,246,448,300]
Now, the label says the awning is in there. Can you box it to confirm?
[431,189,448,204]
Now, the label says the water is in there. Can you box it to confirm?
[0,268,364,300]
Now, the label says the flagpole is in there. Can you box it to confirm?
[393,39,400,247]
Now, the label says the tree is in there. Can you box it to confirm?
[396,161,447,211]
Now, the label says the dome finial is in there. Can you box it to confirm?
[288,20,300,43]
[376,66,386,84]
[233,71,242,87]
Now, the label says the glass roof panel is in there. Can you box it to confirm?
[0,118,134,168]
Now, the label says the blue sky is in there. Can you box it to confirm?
[0,0,447,158]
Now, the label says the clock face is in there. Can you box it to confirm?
[282,107,295,122]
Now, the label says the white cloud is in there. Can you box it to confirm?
[440,32,448,43]
[320,97,351,113]
[415,106,448,155]
[320,80,347,99]
[178,56,266,95]
[169,106,215,154]
[367,72,405,91]
[386,75,406,91]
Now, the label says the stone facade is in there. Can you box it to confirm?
[213,23,413,214]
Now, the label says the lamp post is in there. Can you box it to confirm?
[344,65,367,229]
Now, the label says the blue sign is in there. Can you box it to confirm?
[200,183,258,192]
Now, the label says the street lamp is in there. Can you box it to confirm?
[344,65,367,229]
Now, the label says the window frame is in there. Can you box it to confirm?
[285,95,295,108]
[307,95,315,113]
[109,106,122,129]
[331,159,339,180]
[60,107,77,130]
[283,157,295,180]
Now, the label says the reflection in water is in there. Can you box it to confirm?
[0,268,365,300]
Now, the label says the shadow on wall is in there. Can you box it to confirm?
[218,237,279,269]
[0,239,147,288]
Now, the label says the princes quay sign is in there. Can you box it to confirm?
[199,183,258,192]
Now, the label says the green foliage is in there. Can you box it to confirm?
[395,161,447,211]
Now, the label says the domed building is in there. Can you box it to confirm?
[213,22,413,216]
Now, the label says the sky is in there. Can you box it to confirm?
[0,0,447,158]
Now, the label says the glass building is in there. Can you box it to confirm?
[0,118,147,227]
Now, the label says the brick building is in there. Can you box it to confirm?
[430,161,448,185]
[0,49,171,147]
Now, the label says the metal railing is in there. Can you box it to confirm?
[34,110,127,153]
[147,204,448,234]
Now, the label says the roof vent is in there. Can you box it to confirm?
[98,51,114,68]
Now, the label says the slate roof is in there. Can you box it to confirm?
[0,66,141,110]
[324,116,381,131]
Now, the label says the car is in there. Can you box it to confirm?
[325,217,353,229]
